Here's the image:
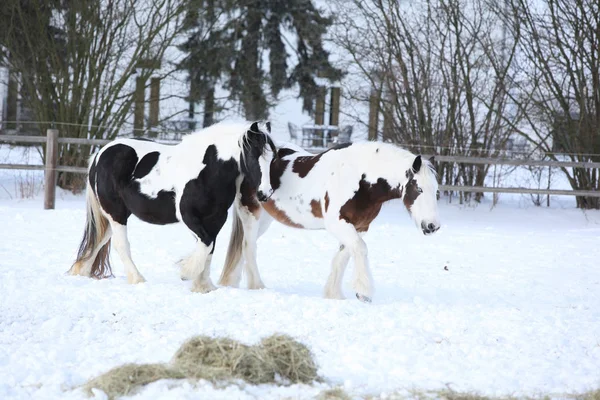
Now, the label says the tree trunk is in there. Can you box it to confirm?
[203,86,215,128]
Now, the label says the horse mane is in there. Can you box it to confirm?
[239,121,277,167]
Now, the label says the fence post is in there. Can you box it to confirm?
[44,128,59,210]
[368,87,381,141]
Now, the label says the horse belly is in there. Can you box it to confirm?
[262,198,325,230]
[123,184,179,225]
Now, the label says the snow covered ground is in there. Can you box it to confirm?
[1,182,600,399]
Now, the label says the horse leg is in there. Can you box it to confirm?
[109,221,146,284]
[186,241,217,294]
[181,207,228,293]
[219,203,272,289]
[241,217,265,290]
[323,244,351,299]
[218,206,245,287]
[242,209,273,290]
[326,220,373,302]
[197,242,219,293]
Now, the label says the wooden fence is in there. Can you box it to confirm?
[1,129,599,209]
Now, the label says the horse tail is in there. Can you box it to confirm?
[69,175,112,279]
[219,206,245,285]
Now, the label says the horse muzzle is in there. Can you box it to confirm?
[421,222,440,235]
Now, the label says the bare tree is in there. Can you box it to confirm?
[333,0,524,203]
[1,0,186,190]
[502,0,600,209]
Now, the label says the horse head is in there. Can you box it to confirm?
[241,121,278,202]
[403,155,441,235]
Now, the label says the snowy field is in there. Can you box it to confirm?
[1,182,600,399]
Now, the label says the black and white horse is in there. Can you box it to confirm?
[69,120,276,293]
[218,141,441,302]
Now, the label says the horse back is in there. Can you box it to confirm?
[92,140,178,225]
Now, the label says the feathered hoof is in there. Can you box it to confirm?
[127,273,146,284]
[247,282,266,290]
[67,260,91,277]
[217,276,241,288]
[192,280,217,294]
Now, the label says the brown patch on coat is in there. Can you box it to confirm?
[270,157,290,191]
[324,192,330,212]
[269,147,298,190]
[310,199,323,218]
[239,178,260,217]
[403,177,421,210]
[339,176,403,232]
[262,200,304,228]
[292,143,352,178]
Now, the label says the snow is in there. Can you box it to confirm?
[1,180,600,399]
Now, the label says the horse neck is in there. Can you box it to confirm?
[368,146,415,189]
[179,130,243,163]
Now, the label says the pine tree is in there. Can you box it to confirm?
[179,0,342,124]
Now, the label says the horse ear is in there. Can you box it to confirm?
[249,121,259,133]
[412,155,422,173]
[429,156,435,164]
[265,121,271,133]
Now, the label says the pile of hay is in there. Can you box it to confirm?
[84,333,319,399]
[84,363,184,399]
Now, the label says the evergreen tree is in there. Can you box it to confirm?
[179,0,342,124]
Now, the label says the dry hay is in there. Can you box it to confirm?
[84,334,319,399]
[260,334,319,384]
[170,335,275,384]
[316,387,352,400]
[83,363,184,399]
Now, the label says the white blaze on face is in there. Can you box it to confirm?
[255,121,275,200]
[407,163,441,234]
[258,146,274,199]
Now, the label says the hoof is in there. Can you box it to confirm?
[192,281,217,294]
[218,278,240,288]
[248,282,266,290]
[356,293,372,303]
[67,262,81,275]
[68,261,91,277]
[128,274,146,284]
[178,256,197,281]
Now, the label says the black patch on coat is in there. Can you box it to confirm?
[94,144,177,225]
[88,156,97,193]
[277,147,297,158]
[270,157,290,191]
[133,151,160,179]
[179,145,240,247]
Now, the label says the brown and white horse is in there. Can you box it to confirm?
[218,141,441,302]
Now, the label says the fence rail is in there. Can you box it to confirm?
[1,131,600,209]
[427,154,600,169]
